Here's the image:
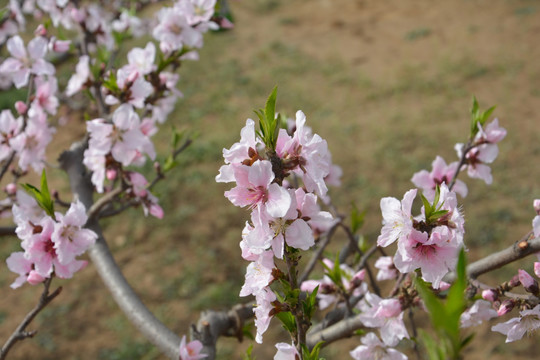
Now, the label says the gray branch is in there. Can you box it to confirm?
[59,141,181,359]
[191,303,255,359]
[445,231,540,282]
[306,313,364,349]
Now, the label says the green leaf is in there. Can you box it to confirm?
[421,193,433,219]
[419,329,445,360]
[254,87,279,150]
[20,171,55,218]
[243,344,255,360]
[414,277,447,333]
[39,170,54,216]
[310,341,324,359]
[275,311,296,333]
[446,249,467,328]
[265,86,278,133]
[163,155,178,172]
[302,285,319,319]
[427,209,449,223]
[242,322,255,341]
[350,202,366,234]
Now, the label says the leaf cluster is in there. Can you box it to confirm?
[254,86,280,150]
[470,96,496,139]
[415,249,471,360]
[421,185,449,225]
[20,170,55,218]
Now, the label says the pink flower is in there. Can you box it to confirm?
[482,289,498,302]
[411,156,467,200]
[21,215,87,279]
[294,188,335,234]
[112,11,145,37]
[125,42,156,76]
[65,55,90,96]
[6,252,45,288]
[179,0,217,25]
[153,6,203,53]
[52,201,97,265]
[277,111,332,197]
[179,335,206,360]
[518,269,539,294]
[0,35,55,88]
[216,119,261,183]
[476,118,507,144]
[492,304,540,342]
[350,332,407,360]
[253,287,277,344]
[377,189,416,248]
[358,293,409,346]
[9,114,55,172]
[105,68,153,109]
[274,342,299,360]
[224,160,291,218]
[460,300,498,328]
[239,250,275,297]
[533,199,540,238]
[82,148,106,193]
[127,172,164,219]
[0,110,23,162]
[30,76,59,115]
[394,228,460,289]
[535,262,540,279]
[374,256,398,281]
[49,37,71,53]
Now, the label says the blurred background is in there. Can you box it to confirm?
[1,0,540,358]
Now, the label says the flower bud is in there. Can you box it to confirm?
[482,289,498,302]
[126,70,139,85]
[5,183,16,195]
[51,38,71,53]
[106,169,117,181]
[518,269,539,295]
[439,281,451,291]
[497,299,515,316]
[71,8,86,23]
[534,262,540,279]
[534,199,540,215]
[15,101,27,115]
[509,274,521,288]
[149,204,164,219]
[34,24,47,37]
[349,269,365,289]
[27,270,46,285]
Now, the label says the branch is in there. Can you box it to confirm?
[0,227,16,237]
[0,278,62,360]
[299,223,338,284]
[445,231,540,282]
[191,303,254,360]
[306,312,364,349]
[59,141,181,360]
[86,186,124,220]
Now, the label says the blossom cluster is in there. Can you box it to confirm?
[6,196,97,288]
[412,118,506,198]
[377,184,465,288]
[1,0,224,288]
[217,110,339,347]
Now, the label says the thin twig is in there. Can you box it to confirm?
[445,231,540,282]
[0,278,62,360]
[86,186,124,221]
[299,222,339,284]
[0,227,16,237]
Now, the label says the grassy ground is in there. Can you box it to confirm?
[1,0,540,358]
